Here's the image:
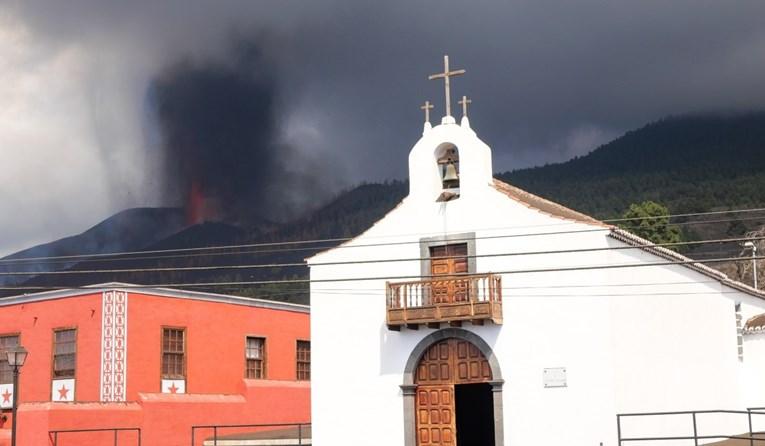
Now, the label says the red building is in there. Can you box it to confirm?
[0,283,310,446]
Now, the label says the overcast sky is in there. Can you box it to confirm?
[2,0,765,256]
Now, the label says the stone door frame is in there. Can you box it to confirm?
[401,328,504,446]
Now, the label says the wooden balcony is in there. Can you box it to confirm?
[386,273,502,330]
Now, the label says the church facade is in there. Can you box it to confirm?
[0,283,310,446]
[308,59,765,446]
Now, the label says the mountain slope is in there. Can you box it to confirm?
[0,208,188,286]
[8,182,409,303]
[500,111,765,218]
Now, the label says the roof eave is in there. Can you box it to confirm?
[608,227,765,300]
[0,282,309,313]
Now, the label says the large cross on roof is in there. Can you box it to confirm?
[428,55,465,118]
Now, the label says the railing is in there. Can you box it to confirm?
[386,273,502,327]
[49,427,141,446]
[617,409,765,446]
[191,422,311,446]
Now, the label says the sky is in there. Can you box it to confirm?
[2,0,765,256]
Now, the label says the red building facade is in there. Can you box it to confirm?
[0,283,310,446]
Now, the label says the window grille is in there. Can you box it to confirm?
[53,329,77,379]
[296,341,310,381]
[0,334,20,384]
[162,328,186,379]
[246,337,266,379]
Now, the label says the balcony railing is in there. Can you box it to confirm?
[386,273,502,329]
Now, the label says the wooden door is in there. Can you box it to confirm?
[430,244,468,303]
[417,337,454,385]
[415,339,492,446]
[417,386,456,446]
[454,339,492,383]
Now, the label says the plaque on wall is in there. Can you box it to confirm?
[543,367,567,388]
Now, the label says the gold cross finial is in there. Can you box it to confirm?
[420,100,434,124]
[458,95,472,118]
[428,55,465,118]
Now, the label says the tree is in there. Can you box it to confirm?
[618,201,682,249]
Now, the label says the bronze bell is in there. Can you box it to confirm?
[443,161,459,188]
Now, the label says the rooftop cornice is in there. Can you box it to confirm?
[0,282,310,313]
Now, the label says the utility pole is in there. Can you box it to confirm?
[745,241,758,289]
[11,364,19,446]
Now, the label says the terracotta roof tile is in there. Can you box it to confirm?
[493,178,765,300]
[491,179,606,226]
[745,313,765,334]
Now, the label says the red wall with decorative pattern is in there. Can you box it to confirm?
[0,288,310,446]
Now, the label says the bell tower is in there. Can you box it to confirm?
[408,56,494,203]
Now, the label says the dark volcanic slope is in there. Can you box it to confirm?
[8,182,408,303]
[0,208,187,286]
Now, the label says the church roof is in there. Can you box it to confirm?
[492,179,606,226]
[0,282,309,313]
[745,313,765,334]
[492,179,765,300]
[608,228,764,299]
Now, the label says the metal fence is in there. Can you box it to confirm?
[190,422,311,446]
[49,427,141,446]
[617,409,765,446]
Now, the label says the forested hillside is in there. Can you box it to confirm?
[501,112,765,218]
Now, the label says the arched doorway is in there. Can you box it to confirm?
[401,329,504,446]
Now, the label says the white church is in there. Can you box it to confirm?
[307,56,765,446]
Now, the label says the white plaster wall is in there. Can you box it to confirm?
[743,333,765,434]
[603,244,765,443]
[309,120,765,446]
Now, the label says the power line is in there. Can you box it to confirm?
[3,208,765,267]
[314,289,751,298]
[2,252,763,292]
[605,207,765,223]
[0,209,765,265]
[0,281,752,301]
[2,212,761,269]
[127,279,724,295]
[1,235,763,277]
[316,279,724,292]
[136,279,727,294]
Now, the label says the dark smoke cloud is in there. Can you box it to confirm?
[150,43,333,223]
[4,0,765,254]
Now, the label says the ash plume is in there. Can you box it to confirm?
[5,0,765,256]
[151,44,322,225]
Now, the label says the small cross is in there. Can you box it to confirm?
[458,95,472,118]
[428,55,465,118]
[420,101,434,124]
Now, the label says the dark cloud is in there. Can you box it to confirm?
[153,46,273,221]
[150,42,338,223]
[3,0,765,252]
[259,0,765,178]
